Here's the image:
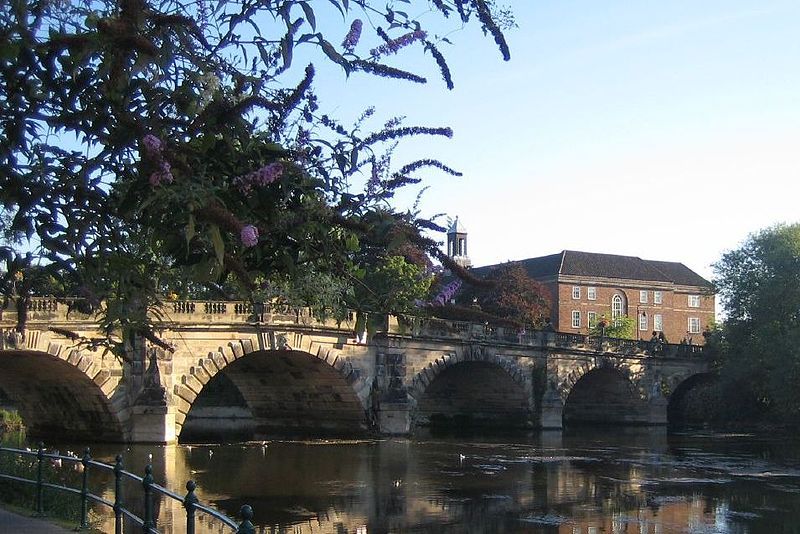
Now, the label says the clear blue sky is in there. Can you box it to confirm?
[307,0,800,281]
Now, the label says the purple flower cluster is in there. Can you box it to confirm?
[367,160,382,194]
[431,279,462,306]
[371,30,427,57]
[142,134,162,154]
[342,19,363,52]
[141,135,173,187]
[234,162,284,195]
[240,225,259,248]
[149,160,173,187]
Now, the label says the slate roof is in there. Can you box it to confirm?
[481,250,712,288]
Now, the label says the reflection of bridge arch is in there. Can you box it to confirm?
[408,346,533,429]
[0,345,125,441]
[563,367,648,426]
[174,338,371,440]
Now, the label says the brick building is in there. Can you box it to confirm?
[485,250,715,344]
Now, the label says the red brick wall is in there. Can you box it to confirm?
[553,281,715,344]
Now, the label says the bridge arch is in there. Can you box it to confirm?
[408,345,533,430]
[0,342,125,442]
[561,362,649,426]
[174,337,371,441]
[667,372,716,425]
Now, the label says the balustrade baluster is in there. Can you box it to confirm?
[142,464,154,533]
[79,448,91,530]
[113,455,124,534]
[184,480,199,534]
[35,442,44,515]
[236,504,256,534]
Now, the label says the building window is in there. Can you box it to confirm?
[611,294,625,323]
[572,310,581,328]
[639,290,647,304]
[588,311,597,328]
[654,291,663,304]
[639,313,648,331]
[688,317,701,334]
[587,287,597,300]
[572,286,580,300]
[688,295,700,308]
[654,314,663,332]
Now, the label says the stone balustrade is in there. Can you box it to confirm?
[2,297,705,358]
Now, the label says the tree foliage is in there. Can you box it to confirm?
[0,0,511,355]
[589,314,635,340]
[712,223,800,423]
[429,262,551,328]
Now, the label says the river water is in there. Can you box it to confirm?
[4,427,800,533]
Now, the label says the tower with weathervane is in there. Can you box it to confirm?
[446,216,472,268]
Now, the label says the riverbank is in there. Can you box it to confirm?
[0,502,82,533]
[0,409,23,434]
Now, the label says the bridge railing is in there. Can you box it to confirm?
[0,443,255,533]
[398,316,705,357]
[4,297,705,358]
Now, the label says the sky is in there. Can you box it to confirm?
[305,0,800,282]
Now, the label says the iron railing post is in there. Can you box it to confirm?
[142,464,154,533]
[113,455,123,534]
[79,447,91,530]
[236,504,255,534]
[183,480,199,534]
[35,441,44,515]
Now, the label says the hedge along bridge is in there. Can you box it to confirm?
[0,298,709,443]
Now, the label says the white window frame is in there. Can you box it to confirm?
[688,317,701,334]
[688,295,700,308]
[654,314,663,332]
[587,287,597,301]
[653,291,663,305]
[639,290,648,304]
[572,286,581,300]
[571,310,581,329]
[611,294,624,321]
[588,311,597,328]
[638,313,648,331]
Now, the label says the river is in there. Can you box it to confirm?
[3,427,800,533]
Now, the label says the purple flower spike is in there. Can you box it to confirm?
[342,19,363,52]
[142,134,163,154]
[241,225,259,247]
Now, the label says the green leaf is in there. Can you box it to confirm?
[300,2,316,31]
[209,225,225,266]
[185,213,196,250]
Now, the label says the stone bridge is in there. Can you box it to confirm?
[0,298,709,443]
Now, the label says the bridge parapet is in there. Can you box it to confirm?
[4,297,706,359]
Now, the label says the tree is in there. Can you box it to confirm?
[589,315,635,339]
[429,262,551,328]
[712,223,800,423]
[0,0,511,356]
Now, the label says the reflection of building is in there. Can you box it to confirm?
[483,250,715,343]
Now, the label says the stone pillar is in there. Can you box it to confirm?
[129,347,177,443]
[377,401,411,435]
[129,405,177,443]
[373,350,412,435]
[540,383,563,429]
[646,374,668,425]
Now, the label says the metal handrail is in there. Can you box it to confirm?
[0,443,256,533]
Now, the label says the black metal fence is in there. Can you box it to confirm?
[0,443,254,533]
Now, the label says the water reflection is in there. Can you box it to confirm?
[7,427,800,532]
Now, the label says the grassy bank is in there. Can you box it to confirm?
[0,409,24,433]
